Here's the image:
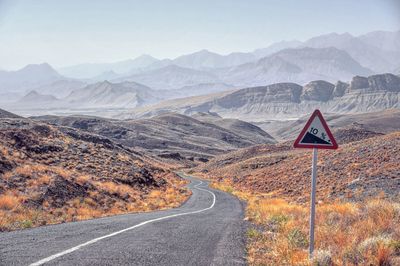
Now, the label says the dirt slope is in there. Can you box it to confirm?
[0,116,189,231]
[195,131,400,202]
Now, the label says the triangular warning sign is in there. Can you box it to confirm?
[293,109,338,149]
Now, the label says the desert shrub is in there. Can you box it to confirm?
[287,228,308,249]
[313,250,333,266]
[247,228,261,239]
[0,194,19,210]
[21,220,33,229]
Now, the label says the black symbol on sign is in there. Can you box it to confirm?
[321,133,326,140]
[310,127,318,135]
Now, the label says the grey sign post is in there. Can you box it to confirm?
[309,148,318,257]
[293,109,338,259]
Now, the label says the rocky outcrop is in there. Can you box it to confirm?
[349,73,400,92]
[123,73,400,121]
[367,73,400,92]
[301,80,334,102]
[215,83,303,109]
[333,81,349,97]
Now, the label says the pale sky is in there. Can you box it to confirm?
[0,0,399,70]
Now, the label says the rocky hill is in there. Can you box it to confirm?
[34,113,275,166]
[0,111,189,231]
[260,109,400,141]
[123,73,400,121]
[195,131,400,202]
[0,108,21,119]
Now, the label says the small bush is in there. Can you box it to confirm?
[21,220,33,229]
[247,228,261,239]
[313,250,333,266]
[0,194,19,210]
[287,228,308,249]
[269,214,289,226]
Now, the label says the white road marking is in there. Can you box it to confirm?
[29,180,216,266]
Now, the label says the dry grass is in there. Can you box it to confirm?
[212,182,400,266]
[199,132,400,203]
[75,175,91,185]
[0,161,190,231]
[0,120,193,232]
[0,194,20,210]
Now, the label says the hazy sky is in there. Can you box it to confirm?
[0,0,399,70]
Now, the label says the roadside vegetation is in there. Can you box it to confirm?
[0,163,190,231]
[212,183,400,266]
[0,121,190,231]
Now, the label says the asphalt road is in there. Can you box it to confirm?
[0,175,246,266]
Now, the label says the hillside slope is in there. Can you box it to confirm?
[34,113,275,166]
[259,109,400,141]
[195,131,400,202]
[0,114,189,231]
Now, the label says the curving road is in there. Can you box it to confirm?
[0,175,246,265]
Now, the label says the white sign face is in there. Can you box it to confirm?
[299,115,333,146]
[294,109,338,149]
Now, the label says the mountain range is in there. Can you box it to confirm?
[56,30,400,79]
[0,29,399,118]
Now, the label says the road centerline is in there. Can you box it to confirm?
[29,180,216,266]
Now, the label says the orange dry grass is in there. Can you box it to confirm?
[76,206,103,220]
[75,175,91,185]
[27,174,51,187]
[213,182,400,266]
[96,181,135,197]
[0,194,19,210]
[0,170,190,231]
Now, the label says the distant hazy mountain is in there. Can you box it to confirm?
[358,30,400,54]
[58,55,159,79]
[33,79,86,98]
[115,65,221,90]
[114,46,373,90]
[52,29,400,83]
[171,83,235,97]
[253,40,302,58]
[172,49,256,69]
[0,63,63,93]
[15,90,62,108]
[121,73,400,121]
[89,71,121,82]
[2,29,400,112]
[219,47,373,87]
[302,31,400,73]
[0,92,22,104]
[65,80,159,108]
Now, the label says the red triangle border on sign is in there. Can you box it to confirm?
[293,109,338,150]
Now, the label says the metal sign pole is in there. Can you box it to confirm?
[309,148,318,259]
